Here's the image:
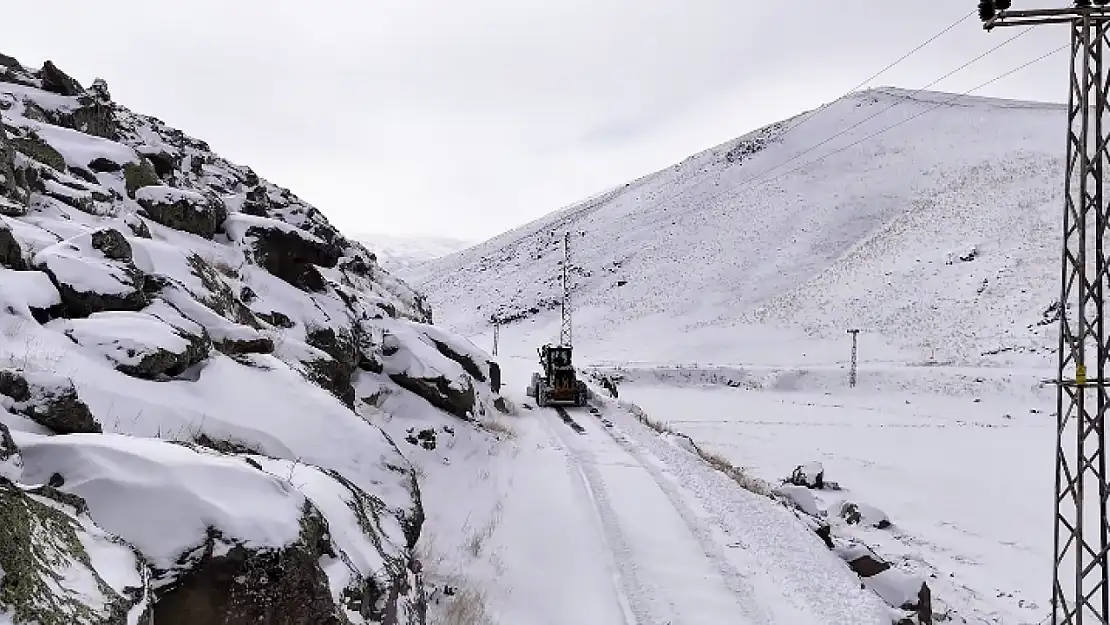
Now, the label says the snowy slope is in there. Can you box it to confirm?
[353,232,474,274]
[416,87,1063,370]
[0,54,506,624]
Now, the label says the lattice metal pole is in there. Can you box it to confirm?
[847,329,860,388]
[560,232,573,348]
[983,4,1110,622]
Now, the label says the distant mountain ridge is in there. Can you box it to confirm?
[354,232,474,273]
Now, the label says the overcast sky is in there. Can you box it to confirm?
[3,1,1067,241]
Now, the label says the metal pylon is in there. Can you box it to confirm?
[983,4,1110,623]
[559,232,572,348]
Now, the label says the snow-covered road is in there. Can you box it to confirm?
[461,357,889,624]
[542,404,765,625]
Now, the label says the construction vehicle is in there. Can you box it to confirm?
[528,344,588,407]
[527,231,588,408]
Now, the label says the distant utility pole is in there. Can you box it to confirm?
[492,322,499,357]
[847,329,860,388]
[980,2,1110,623]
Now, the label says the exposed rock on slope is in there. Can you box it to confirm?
[0,54,502,624]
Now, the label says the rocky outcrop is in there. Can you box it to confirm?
[123,159,160,198]
[0,224,26,269]
[39,60,83,96]
[0,122,28,216]
[0,421,21,482]
[0,369,102,434]
[60,311,211,380]
[390,372,476,421]
[135,186,227,239]
[245,223,341,293]
[35,230,153,317]
[153,509,340,625]
[0,482,153,625]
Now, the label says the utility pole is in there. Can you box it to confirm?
[847,329,860,388]
[492,322,499,357]
[981,2,1110,622]
[559,231,572,349]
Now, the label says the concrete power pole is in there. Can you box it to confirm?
[492,322,499,357]
[982,2,1110,622]
[847,329,860,388]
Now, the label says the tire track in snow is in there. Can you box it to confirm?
[536,409,644,625]
[543,406,770,625]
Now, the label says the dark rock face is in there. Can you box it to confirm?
[214,335,275,356]
[89,228,132,262]
[247,225,340,293]
[0,122,28,214]
[846,552,890,578]
[303,356,356,409]
[153,508,341,625]
[123,159,160,198]
[0,421,20,481]
[10,131,66,173]
[0,369,102,434]
[39,60,83,96]
[428,337,485,382]
[390,373,476,421]
[488,361,501,394]
[0,226,25,270]
[88,157,122,173]
[136,187,227,239]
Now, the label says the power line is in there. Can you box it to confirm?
[779,10,976,139]
[748,43,1065,189]
[743,26,1036,186]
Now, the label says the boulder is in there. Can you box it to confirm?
[89,227,131,261]
[0,421,21,482]
[88,157,123,173]
[153,512,341,625]
[0,481,153,624]
[123,159,161,198]
[390,372,476,421]
[59,309,210,380]
[0,225,26,269]
[0,369,102,434]
[34,230,152,317]
[0,120,28,212]
[838,500,892,529]
[234,219,340,292]
[39,60,83,96]
[135,185,227,239]
[10,130,66,172]
[788,461,825,489]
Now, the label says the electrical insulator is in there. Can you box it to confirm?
[979,0,996,20]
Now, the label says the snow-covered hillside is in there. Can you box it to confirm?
[413,87,1071,623]
[0,55,507,624]
[354,232,473,274]
[416,87,1063,369]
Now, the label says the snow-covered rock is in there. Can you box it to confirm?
[0,52,505,623]
[0,420,21,481]
[0,478,153,625]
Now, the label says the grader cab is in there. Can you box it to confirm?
[527,344,588,408]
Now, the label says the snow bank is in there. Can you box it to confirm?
[16,432,306,578]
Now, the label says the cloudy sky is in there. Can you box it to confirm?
[4,1,1067,242]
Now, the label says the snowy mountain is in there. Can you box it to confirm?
[415,87,1063,370]
[0,55,507,624]
[353,233,474,274]
[412,87,1071,623]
